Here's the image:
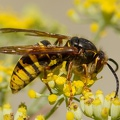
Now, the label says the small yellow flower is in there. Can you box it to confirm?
[55,76,66,85]
[48,94,58,105]
[66,111,74,120]
[14,105,27,120]
[69,102,82,120]
[101,107,109,118]
[90,23,99,32]
[59,61,67,75]
[35,115,45,120]
[67,9,80,22]
[63,84,76,97]
[3,114,13,120]
[72,80,84,94]
[111,98,120,119]
[3,103,12,115]
[80,90,120,119]
[28,89,41,98]
[100,1,116,14]
[95,90,104,104]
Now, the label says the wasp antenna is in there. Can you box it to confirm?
[108,58,119,72]
[106,63,119,98]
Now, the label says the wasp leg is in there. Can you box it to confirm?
[43,67,53,94]
[66,61,74,106]
[82,64,88,76]
[82,64,89,85]
[54,38,63,46]
[82,64,92,92]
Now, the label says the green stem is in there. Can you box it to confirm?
[0,92,6,105]
[28,85,47,115]
[45,97,64,119]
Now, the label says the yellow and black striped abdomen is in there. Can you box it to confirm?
[10,54,50,93]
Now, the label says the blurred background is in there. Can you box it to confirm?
[0,0,120,120]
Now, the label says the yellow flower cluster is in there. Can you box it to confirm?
[80,90,120,119]
[73,0,120,15]
[26,60,120,119]
[0,7,65,33]
[67,0,120,42]
[28,61,96,108]
[0,12,30,28]
[66,102,82,120]
[0,103,45,120]
[0,61,13,94]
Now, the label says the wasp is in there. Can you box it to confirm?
[0,28,119,97]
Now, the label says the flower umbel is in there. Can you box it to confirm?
[80,90,120,119]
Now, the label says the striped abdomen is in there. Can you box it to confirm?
[10,54,51,93]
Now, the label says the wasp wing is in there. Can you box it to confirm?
[0,45,78,55]
[0,28,71,39]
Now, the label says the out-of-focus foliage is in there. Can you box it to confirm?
[67,0,120,43]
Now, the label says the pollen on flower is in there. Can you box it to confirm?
[48,94,58,105]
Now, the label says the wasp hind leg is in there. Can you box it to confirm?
[81,64,92,92]
[41,67,53,94]
[66,61,74,106]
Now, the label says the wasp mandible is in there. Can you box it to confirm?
[0,28,119,97]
